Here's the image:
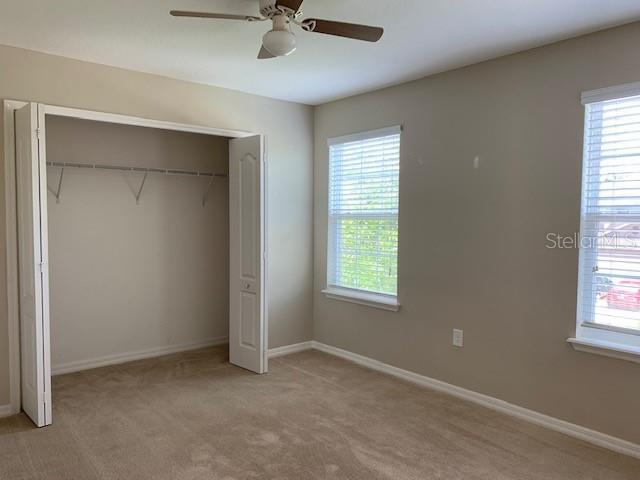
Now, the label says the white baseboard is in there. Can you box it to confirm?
[273,340,640,460]
[0,403,17,418]
[268,341,314,358]
[52,336,229,376]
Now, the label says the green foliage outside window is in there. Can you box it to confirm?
[335,217,398,295]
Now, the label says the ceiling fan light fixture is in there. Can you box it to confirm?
[170,1,385,60]
[262,29,297,56]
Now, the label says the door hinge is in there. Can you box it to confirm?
[35,128,41,139]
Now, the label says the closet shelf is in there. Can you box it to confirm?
[46,161,227,206]
[47,161,228,179]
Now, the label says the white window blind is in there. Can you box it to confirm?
[327,126,401,298]
[578,92,640,336]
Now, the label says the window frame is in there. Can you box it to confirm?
[323,126,402,311]
[570,82,640,363]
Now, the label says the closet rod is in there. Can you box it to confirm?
[46,161,228,178]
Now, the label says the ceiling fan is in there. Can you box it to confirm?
[170,0,384,59]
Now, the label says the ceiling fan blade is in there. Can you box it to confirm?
[275,0,305,13]
[258,46,276,59]
[303,19,383,42]
[170,10,263,22]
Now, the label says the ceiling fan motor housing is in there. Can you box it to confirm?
[259,0,297,18]
[260,0,278,16]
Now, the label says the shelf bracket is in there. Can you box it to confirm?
[134,172,148,205]
[202,176,215,208]
[47,167,65,204]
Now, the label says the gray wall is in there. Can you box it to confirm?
[313,23,640,444]
[46,116,230,370]
[0,44,314,404]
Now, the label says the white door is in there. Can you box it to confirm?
[15,103,52,427]
[229,135,267,374]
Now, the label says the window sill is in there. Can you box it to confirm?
[322,288,400,312]
[567,337,640,364]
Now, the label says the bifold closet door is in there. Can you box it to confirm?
[229,135,267,374]
[15,103,52,427]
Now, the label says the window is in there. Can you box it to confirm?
[573,83,640,359]
[324,126,401,310]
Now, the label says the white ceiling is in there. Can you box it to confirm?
[1,0,639,105]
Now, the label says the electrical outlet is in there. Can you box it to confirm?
[453,329,464,348]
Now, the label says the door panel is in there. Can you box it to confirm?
[240,291,257,348]
[15,103,51,427]
[240,154,258,280]
[229,135,266,373]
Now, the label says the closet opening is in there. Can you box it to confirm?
[4,101,267,427]
[46,116,232,377]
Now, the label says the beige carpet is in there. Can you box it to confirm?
[0,346,638,479]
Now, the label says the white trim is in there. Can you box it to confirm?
[52,336,229,376]
[327,125,401,146]
[574,322,640,352]
[567,337,640,364]
[311,341,640,460]
[268,341,314,358]
[263,135,270,372]
[581,322,640,337]
[581,81,640,105]
[41,104,252,138]
[322,288,400,312]
[38,102,53,425]
[3,100,27,416]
